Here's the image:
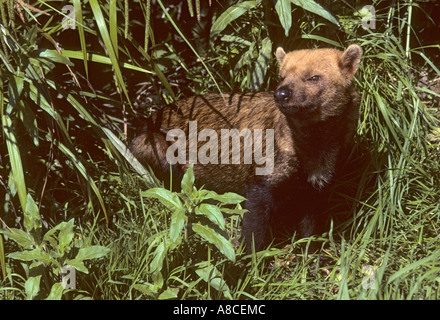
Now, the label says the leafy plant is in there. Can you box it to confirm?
[0,194,109,300]
[134,165,246,299]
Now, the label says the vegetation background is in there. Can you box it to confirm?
[0,0,439,300]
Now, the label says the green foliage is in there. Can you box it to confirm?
[135,165,245,298]
[211,1,260,38]
[0,194,109,299]
[0,0,439,300]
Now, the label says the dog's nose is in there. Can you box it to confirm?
[274,88,292,103]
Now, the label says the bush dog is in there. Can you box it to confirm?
[130,45,363,252]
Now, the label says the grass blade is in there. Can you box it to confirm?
[73,0,89,79]
[2,80,27,212]
[89,0,130,104]
[56,141,108,223]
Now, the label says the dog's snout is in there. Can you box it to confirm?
[274,88,292,104]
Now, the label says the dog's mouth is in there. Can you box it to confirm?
[275,101,318,114]
[273,89,319,114]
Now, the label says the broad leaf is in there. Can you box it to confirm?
[9,248,53,265]
[181,164,195,196]
[25,275,41,300]
[220,206,248,217]
[64,259,88,274]
[132,283,156,297]
[24,194,41,232]
[149,242,166,273]
[75,246,110,261]
[58,219,75,252]
[170,208,186,243]
[290,0,340,26]
[192,223,235,262]
[45,283,64,300]
[142,188,182,211]
[195,204,225,230]
[211,1,258,38]
[1,229,34,249]
[158,287,179,300]
[212,192,247,205]
[251,37,272,91]
[196,264,230,294]
[275,0,292,36]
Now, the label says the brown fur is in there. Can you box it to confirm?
[130,45,363,252]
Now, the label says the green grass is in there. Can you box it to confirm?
[1,0,439,300]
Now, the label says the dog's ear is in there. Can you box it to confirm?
[275,47,286,66]
[340,45,363,78]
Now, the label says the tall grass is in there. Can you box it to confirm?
[1,0,439,300]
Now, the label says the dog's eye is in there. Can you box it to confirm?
[308,75,321,82]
